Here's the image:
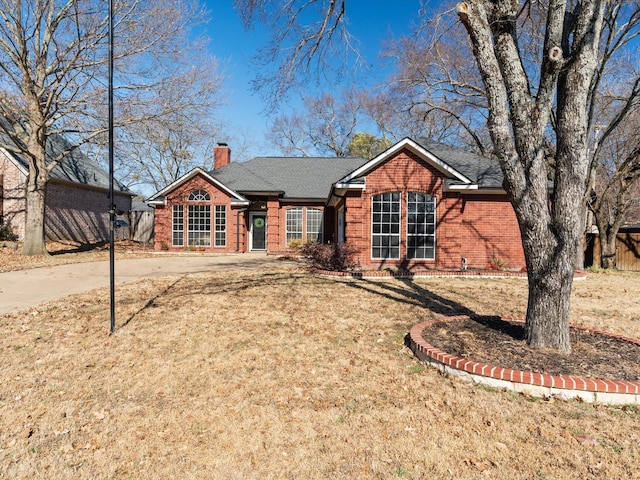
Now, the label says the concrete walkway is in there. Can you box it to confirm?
[0,253,302,315]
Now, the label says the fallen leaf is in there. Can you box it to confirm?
[575,434,599,446]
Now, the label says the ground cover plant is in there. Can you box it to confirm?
[1,267,639,479]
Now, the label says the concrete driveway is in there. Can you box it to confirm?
[0,253,302,315]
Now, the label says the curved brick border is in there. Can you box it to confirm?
[408,315,640,405]
[314,268,588,280]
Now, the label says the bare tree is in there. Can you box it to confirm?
[383,20,492,154]
[234,0,359,110]
[589,110,640,268]
[0,0,224,255]
[240,0,640,353]
[269,91,359,156]
[109,51,225,195]
[387,1,640,273]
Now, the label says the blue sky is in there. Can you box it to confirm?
[201,1,425,160]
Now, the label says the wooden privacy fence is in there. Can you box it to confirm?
[585,227,640,271]
[129,210,154,244]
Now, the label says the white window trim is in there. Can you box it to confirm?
[214,205,226,248]
[286,207,304,245]
[371,192,401,260]
[406,192,436,260]
[306,208,323,243]
[187,204,211,247]
[172,204,184,247]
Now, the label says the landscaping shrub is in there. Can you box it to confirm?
[300,242,358,271]
[0,222,18,241]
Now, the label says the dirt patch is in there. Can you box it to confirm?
[422,316,640,380]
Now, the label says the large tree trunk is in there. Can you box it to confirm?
[522,232,574,352]
[599,227,618,269]
[22,137,49,256]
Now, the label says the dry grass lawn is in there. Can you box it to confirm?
[0,240,167,273]
[1,266,640,479]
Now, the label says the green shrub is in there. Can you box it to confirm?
[0,222,18,241]
[300,242,358,271]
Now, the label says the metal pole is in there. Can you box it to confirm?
[108,0,116,333]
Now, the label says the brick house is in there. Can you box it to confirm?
[148,138,525,271]
[0,134,132,243]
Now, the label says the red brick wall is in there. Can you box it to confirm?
[443,193,525,270]
[1,152,132,243]
[0,151,27,239]
[154,174,245,252]
[344,148,525,271]
[45,181,131,242]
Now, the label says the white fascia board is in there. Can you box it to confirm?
[443,179,478,191]
[334,182,365,190]
[338,137,473,185]
[230,199,250,206]
[147,197,166,206]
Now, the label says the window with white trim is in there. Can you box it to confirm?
[286,208,303,245]
[372,192,401,259]
[172,205,184,246]
[214,205,226,247]
[187,205,211,246]
[188,189,210,201]
[306,208,323,243]
[407,192,436,259]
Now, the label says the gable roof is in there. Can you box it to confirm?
[147,138,507,205]
[336,137,504,191]
[147,167,250,205]
[419,140,503,189]
[0,128,130,194]
[210,156,370,200]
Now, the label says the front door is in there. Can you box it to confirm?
[250,213,267,251]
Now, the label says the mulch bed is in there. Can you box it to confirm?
[422,316,640,381]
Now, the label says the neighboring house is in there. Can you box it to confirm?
[0,134,132,243]
[148,138,526,271]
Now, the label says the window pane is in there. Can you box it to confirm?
[371,192,400,259]
[187,205,211,247]
[286,208,303,245]
[188,189,211,201]
[215,205,226,247]
[306,208,323,243]
[407,192,436,259]
[172,205,184,246]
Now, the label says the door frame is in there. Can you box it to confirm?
[249,212,267,251]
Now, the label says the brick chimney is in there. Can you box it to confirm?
[214,143,231,169]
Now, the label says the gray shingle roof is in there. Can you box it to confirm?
[0,124,129,193]
[418,140,504,189]
[210,156,370,199]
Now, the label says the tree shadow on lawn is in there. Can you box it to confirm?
[116,272,331,330]
[116,271,523,344]
[344,276,475,317]
[49,240,108,255]
[339,277,528,346]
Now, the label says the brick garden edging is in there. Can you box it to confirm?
[313,268,588,280]
[408,315,640,405]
